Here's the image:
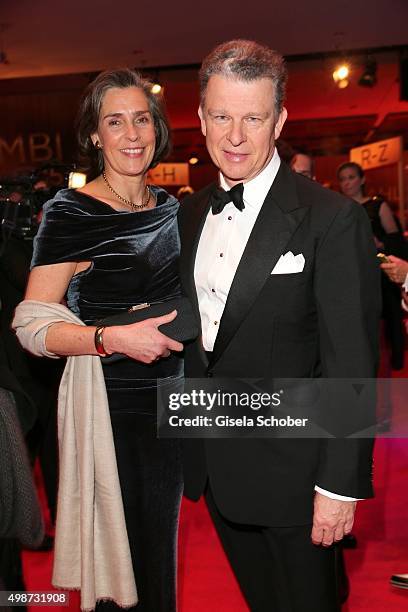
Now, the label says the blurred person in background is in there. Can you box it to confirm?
[379,254,408,591]
[176,184,194,199]
[0,186,60,541]
[337,161,406,371]
[290,151,315,180]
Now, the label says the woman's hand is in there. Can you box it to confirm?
[103,310,184,363]
[380,255,408,284]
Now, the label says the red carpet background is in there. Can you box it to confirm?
[23,374,408,611]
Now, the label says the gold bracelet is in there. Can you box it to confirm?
[94,326,107,357]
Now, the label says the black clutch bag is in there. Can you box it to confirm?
[96,296,199,364]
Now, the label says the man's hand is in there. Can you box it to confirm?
[380,255,408,285]
[311,492,356,547]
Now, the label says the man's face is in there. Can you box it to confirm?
[290,153,314,179]
[199,75,287,186]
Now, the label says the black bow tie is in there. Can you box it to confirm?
[210,183,245,215]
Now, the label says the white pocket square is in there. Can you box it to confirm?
[271,251,305,274]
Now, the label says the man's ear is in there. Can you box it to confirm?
[198,106,207,137]
[274,107,288,140]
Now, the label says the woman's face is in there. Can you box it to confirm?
[338,166,365,199]
[92,86,156,178]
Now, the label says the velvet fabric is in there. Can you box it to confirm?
[96,376,183,612]
[31,187,184,611]
[32,187,181,322]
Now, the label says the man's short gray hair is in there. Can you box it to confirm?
[199,39,287,115]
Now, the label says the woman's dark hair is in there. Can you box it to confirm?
[336,161,365,180]
[76,68,171,179]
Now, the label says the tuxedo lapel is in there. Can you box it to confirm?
[180,183,215,318]
[211,163,308,366]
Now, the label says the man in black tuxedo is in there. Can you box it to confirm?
[178,40,380,611]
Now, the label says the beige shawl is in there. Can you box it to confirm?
[13,300,138,611]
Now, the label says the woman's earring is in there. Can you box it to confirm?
[94,141,101,149]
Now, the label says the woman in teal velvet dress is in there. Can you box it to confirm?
[24,69,184,611]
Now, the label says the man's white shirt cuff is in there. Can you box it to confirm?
[314,485,362,501]
[403,272,408,293]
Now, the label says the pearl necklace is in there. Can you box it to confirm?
[102,172,150,210]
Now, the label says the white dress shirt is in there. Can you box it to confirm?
[194,149,358,502]
[195,150,281,351]
[402,274,408,300]
[401,274,408,312]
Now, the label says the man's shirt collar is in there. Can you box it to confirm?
[219,148,281,211]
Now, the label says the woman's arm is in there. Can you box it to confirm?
[24,265,183,362]
[379,202,407,258]
[379,202,398,234]
[25,263,100,356]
